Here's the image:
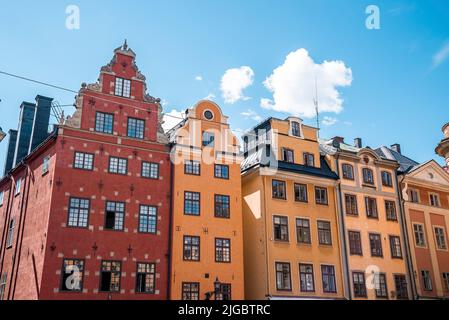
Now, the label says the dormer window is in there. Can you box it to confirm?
[115,77,131,98]
[303,153,315,167]
[282,148,294,163]
[291,121,301,137]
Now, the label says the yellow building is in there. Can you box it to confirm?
[322,138,411,300]
[168,100,244,300]
[241,117,345,300]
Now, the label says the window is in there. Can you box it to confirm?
[413,224,426,247]
[185,160,200,176]
[204,110,214,120]
[365,197,378,219]
[115,77,131,98]
[141,162,159,179]
[294,183,308,203]
[435,227,447,250]
[315,187,328,205]
[136,263,156,294]
[362,168,374,185]
[68,197,90,228]
[390,236,403,258]
[318,221,332,245]
[381,171,393,187]
[321,265,337,293]
[217,284,231,300]
[282,148,294,163]
[182,282,199,300]
[183,236,200,261]
[6,219,15,248]
[15,178,21,196]
[394,275,408,300]
[345,194,358,215]
[442,273,449,292]
[127,117,145,139]
[409,189,419,203]
[348,231,363,256]
[60,259,84,292]
[138,205,157,234]
[272,180,286,200]
[202,132,215,147]
[299,264,315,292]
[0,273,6,301]
[214,164,229,179]
[0,191,4,207]
[214,195,230,218]
[430,194,440,207]
[42,156,50,175]
[184,192,200,216]
[369,233,383,257]
[303,153,315,167]
[296,218,311,244]
[215,238,231,263]
[385,201,397,221]
[375,273,388,298]
[275,262,292,291]
[109,157,128,175]
[74,152,94,170]
[105,201,125,231]
[100,261,121,292]
[274,216,289,242]
[342,164,354,180]
[95,112,114,134]
[291,121,301,137]
[421,270,433,291]
[353,272,367,298]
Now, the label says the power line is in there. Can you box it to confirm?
[0,69,257,136]
[0,70,78,94]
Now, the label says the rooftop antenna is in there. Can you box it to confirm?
[313,76,320,138]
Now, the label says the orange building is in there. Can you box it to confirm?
[322,138,411,300]
[241,117,345,300]
[168,100,244,300]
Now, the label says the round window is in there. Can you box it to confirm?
[204,110,214,120]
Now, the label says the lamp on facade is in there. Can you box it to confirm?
[205,277,221,300]
[0,127,6,142]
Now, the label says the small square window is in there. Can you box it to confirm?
[142,162,159,179]
[109,157,128,175]
[214,164,229,179]
[95,112,114,134]
[127,118,145,139]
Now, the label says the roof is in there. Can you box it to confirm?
[241,148,338,180]
[374,146,419,173]
[319,138,361,154]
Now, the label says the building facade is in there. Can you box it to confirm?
[168,100,244,300]
[241,117,345,300]
[322,138,411,300]
[0,43,171,300]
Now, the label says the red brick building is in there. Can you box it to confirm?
[0,43,171,300]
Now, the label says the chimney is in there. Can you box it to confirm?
[332,136,345,144]
[354,138,362,148]
[28,95,53,153]
[391,143,401,154]
[3,129,18,175]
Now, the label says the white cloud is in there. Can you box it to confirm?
[195,75,203,81]
[162,109,185,132]
[241,109,262,122]
[261,48,352,118]
[322,116,338,126]
[203,93,216,101]
[433,42,449,68]
[220,66,254,104]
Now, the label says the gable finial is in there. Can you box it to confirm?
[123,39,128,50]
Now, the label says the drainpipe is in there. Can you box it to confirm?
[7,164,29,300]
[167,148,174,300]
[0,177,14,274]
[262,173,271,300]
[395,173,417,300]
[11,164,33,299]
[335,157,352,300]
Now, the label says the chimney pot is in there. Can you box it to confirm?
[391,144,401,154]
[354,138,362,148]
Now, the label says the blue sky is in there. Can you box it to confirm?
[0,0,448,171]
